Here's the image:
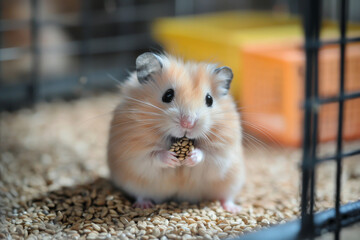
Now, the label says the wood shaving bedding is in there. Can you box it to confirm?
[0,93,359,239]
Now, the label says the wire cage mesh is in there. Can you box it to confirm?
[237,0,360,239]
[0,0,178,110]
[0,0,360,239]
[300,0,360,238]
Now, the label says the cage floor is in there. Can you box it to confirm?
[1,94,359,240]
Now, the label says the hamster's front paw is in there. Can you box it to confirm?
[183,148,204,167]
[156,150,181,168]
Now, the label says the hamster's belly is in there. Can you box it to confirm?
[174,166,207,202]
[110,152,244,203]
[110,156,179,203]
[111,159,208,202]
[175,153,244,202]
[174,164,226,201]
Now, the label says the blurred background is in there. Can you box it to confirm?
[0,0,360,147]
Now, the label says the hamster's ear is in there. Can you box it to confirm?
[214,66,233,95]
[136,52,163,84]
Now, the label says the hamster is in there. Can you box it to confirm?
[107,53,245,213]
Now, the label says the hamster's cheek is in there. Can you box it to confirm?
[159,107,182,137]
[166,106,180,117]
[198,115,212,131]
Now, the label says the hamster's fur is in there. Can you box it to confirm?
[107,53,245,213]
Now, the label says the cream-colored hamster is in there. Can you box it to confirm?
[107,53,245,213]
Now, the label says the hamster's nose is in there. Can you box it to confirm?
[180,116,196,129]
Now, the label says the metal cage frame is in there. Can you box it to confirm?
[238,0,360,239]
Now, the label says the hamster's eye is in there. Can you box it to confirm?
[162,89,175,103]
[205,93,213,107]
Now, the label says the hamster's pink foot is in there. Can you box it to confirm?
[183,148,204,167]
[132,198,154,209]
[220,200,242,214]
[156,150,181,168]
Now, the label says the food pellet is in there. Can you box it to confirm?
[169,137,194,161]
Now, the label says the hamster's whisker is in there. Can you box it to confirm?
[211,110,241,117]
[109,120,162,129]
[135,119,163,123]
[109,124,157,138]
[217,104,246,112]
[241,120,281,147]
[108,126,162,150]
[113,118,163,124]
[172,101,182,115]
[213,118,241,123]
[207,129,227,144]
[204,133,213,147]
[124,96,169,115]
[128,101,167,115]
[111,125,162,139]
[109,122,153,130]
[201,131,211,143]
[241,136,258,154]
[241,120,272,132]
[199,132,212,148]
[114,109,163,116]
[109,117,164,128]
[78,109,115,126]
[242,132,260,151]
[107,73,122,84]
[211,124,239,138]
[242,131,271,154]
[243,135,271,156]
[230,105,260,112]
[241,119,282,147]
[211,116,278,149]
[109,126,168,153]
[213,109,237,114]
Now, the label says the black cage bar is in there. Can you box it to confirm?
[29,0,40,106]
[238,0,360,239]
[301,0,360,238]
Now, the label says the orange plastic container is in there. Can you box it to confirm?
[242,42,360,147]
[152,11,360,104]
